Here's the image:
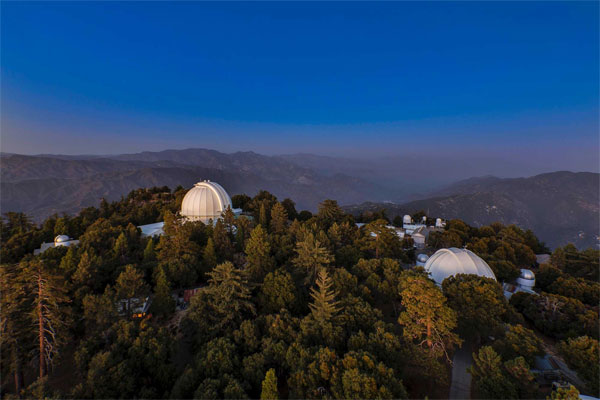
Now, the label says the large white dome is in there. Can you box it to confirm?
[424,247,496,285]
[180,181,232,223]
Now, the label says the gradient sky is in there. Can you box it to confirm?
[1,2,598,170]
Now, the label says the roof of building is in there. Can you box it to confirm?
[180,180,232,221]
[417,253,429,263]
[424,247,496,285]
[54,234,70,243]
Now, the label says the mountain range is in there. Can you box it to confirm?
[1,149,597,249]
[343,172,599,249]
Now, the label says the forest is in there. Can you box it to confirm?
[1,185,598,399]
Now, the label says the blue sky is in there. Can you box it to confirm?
[1,2,598,169]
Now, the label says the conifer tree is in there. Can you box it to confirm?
[259,202,269,228]
[115,265,149,318]
[292,232,333,284]
[308,268,340,324]
[206,261,255,331]
[152,267,175,317]
[203,237,218,270]
[398,273,461,361]
[113,232,129,264]
[245,225,273,282]
[270,202,288,234]
[22,260,70,379]
[260,368,279,400]
[143,238,156,263]
[213,219,234,261]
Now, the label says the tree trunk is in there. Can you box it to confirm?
[37,272,46,379]
[13,350,24,396]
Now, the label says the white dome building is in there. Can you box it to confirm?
[54,235,70,245]
[180,180,233,223]
[424,247,496,285]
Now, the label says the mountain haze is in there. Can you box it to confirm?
[343,172,599,249]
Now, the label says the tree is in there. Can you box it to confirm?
[550,385,580,400]
[12,260,71,379]
[151,267,176,317]
[281,198,298,221]
[259,269,298,314]
[493,324,543,366]
[309,268,340,325]
[143,238,156,264]
[292,232,333,284]
[398,273,461,360]
[260,368,279,400]
[359,220,403,259]
[558,336,599,395]
[270,202,288,234]
[206,262,256,332]
[317,199,344,228]
[442,274,508,341]
[468,346,516,399]
[245,225,273,282]
[203,237,217,270]
[115,265,149,318]
[213,219,234,261]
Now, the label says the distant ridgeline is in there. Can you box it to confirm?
[1,183,598,399]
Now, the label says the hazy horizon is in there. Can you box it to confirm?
[2,2,598,173]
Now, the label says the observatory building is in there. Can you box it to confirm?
[424,247,496,285]
[138,180,240,236]
[34,235,80,255]
[180,180,239,223]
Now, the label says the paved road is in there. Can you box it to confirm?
[450,345,473,400]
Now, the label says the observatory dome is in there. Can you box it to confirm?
[424,247,496,285]
[403,215,412,225]
[181,180,232,223]
[417,253,430,263]
[54,235,70,244]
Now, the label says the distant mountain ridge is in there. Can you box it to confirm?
[343,171,599,249]
[0,149,394,222]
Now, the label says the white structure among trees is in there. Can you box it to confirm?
[424,247,496,285]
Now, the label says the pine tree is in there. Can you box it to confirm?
[259,202,269,228]
[270,202,288,234]
[22,260,70,378]
[113,232,129,264]
[292,232,333,284]
[213,219,234,261]
[398,273,461,361]
[143,239,156,263]
[260,368,279,400]
[152,267,175,317]
[308,268,340,324]
[206,262,255,331]
[203,237,218,270]
[245,225,273,282]
[115,265,149,318]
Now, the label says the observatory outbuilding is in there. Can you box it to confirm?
[424,247,496,285]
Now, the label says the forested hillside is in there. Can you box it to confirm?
[1,188,598,399]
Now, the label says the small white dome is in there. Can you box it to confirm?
[417,253,429,263]
[180,181,232,223]
[54,235,70,243]
[403,215,412,224]
[519,269,535,280]
[424,247,496,285]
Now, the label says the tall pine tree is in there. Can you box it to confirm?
[308,268,340,325]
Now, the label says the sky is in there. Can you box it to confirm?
[1,2,598,171]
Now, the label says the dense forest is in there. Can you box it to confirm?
[1,186,598,399]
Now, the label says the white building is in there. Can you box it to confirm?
[424,247,496,285]
[503,269,537,299]
[416,253,429,267]
[34,235,80,255]
[138,180,241,236]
